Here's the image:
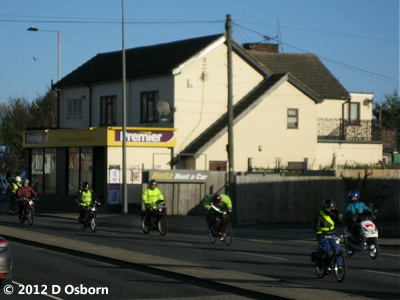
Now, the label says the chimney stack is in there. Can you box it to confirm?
[242,43,279,53]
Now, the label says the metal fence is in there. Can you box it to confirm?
[318,118,381,142]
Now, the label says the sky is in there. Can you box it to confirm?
[0,0,398,105]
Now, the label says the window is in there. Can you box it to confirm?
[287,108,299,129]
[31,148,56,195]
[100,96,116,126]
[67,98,82,118]
[349,102,360,125]
[209,161,227,171]
[80,147,93,187]
[68,147,93,195]
[141,91,159,123]
[68,147,79,195]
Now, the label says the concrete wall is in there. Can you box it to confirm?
[316,142,383,168]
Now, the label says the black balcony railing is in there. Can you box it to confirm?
[318,118,381,142]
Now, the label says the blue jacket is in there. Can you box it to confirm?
[345,201,371,215]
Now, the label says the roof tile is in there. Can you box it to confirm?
[247,51,350,100]
[55,34,224,87]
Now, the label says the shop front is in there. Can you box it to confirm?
[22,127,176,211]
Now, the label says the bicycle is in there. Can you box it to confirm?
[311,235,346,282]
[208,204,233,246]
[141,201,168,236]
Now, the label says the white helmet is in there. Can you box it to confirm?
[16,176,22,182]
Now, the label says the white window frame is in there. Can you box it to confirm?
[349,102,360,125]
[287,108,299,129]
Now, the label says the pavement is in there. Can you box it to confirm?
[0,203,399,299]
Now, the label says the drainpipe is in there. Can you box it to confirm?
[341,98,350,140]
[86,84,93,127]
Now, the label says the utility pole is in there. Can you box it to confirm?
[121,0,128,214]
[226,14,235,214]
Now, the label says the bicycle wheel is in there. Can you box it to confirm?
[141,216,151,234]
[315,262,326,278]
[157,216,168,236]
[27,207,34,225]
[223,223,233,246]
[79,221,86,231]
[90,216,97,233]
[208,228,217,244]
[333,252,346,282]
[314,254,326,278]
[19,209,26,224]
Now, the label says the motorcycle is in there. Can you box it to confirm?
[18,197,35,225]
[141,201,168,236]
[208,204,233,246]
[77,200,100,233]
[311,235,346,282]
[343,212,380,259]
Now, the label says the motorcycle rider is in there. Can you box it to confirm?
[77,181,98,223]
[141,179,164,213]
[8,176,22,214]
[16,178,38,219]
[344,189,374,241]
[203,193,232,240]
[313,198,342,267]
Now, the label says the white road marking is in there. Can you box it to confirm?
[236,251,288,261]
[174,242,192,246]
[381,253,400,258]
[250,238,315,245]
[362,270,400,277]
[249,239,274,243]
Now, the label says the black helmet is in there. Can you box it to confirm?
[82,181,90,188]
[149,179,157,188]
[322,198,336,211]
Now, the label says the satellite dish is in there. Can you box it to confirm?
[363,98,373,106]
[157,101,172,121]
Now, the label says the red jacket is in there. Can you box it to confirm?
[17,186,37,199]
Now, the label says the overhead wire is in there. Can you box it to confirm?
[233,22,399,85]
[1,14,398,84]
[234,19,398,43]
[0,16,223,25]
